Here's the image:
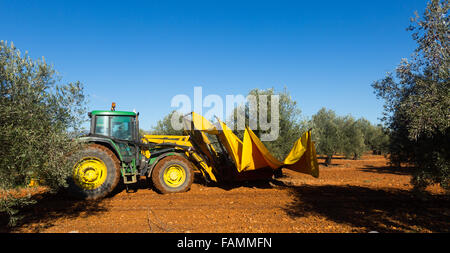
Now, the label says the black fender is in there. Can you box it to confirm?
[78,136,124,162]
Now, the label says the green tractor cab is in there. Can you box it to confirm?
[68,104,194,200]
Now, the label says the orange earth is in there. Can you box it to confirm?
[2,155,449,233]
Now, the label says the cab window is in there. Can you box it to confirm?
[111,116,133,141]
[94,116,109,136]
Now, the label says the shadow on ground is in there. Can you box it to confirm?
[0,192,109,233]
[282,184,450,233]
[193,169,276,191]
[358,165,413,176]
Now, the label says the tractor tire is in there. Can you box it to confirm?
[68,144,121,200]
[151,155,194,194]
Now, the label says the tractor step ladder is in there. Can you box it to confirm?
[121,165,138,184]
[123,173,137,184]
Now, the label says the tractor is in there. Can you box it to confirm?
[68,103,319,200]
[68,103,197,200]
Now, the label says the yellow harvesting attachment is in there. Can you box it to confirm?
[143,112,319,183]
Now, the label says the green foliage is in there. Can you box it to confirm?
[369,125,390,155]
[311,108,340,163]
[253,88,308,160]
[228,88,308,161]
[150,110,185,136]
[356,118,390,155]
[311,108,388,165]
[139,128,148,137]
[338,116,366,159]
[372,0,449,191]
[0,41,87,225]
[0,192,36,227]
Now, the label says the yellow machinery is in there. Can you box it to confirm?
[143,112,319,184]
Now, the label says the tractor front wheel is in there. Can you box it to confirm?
[68,144,121,200]
[151,155,194,194]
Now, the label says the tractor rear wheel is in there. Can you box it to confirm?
[68,144,121,200]
[151,155,194,194]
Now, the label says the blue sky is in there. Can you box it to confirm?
[1,0,428,130]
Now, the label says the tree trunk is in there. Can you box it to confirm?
[325,155,332,166]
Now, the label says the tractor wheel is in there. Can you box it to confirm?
[151,155,194,194]
[68,144,121,200]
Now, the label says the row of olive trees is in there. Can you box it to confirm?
[311,108,389,166]
[147,88,310,162]
[148,89,388,166]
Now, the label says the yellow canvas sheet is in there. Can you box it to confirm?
[217,120,243,169]
[283,131,319,178]
[241,127,283,172]
[240,127,318,177]
[188,112,319,179]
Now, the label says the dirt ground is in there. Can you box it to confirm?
[2,155,449,233]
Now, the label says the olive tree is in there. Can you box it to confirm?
[0,41,87,225]
[338,115,366,160]
[311,108,340,165]
[227,88,308,161]
[372,0,449,191]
